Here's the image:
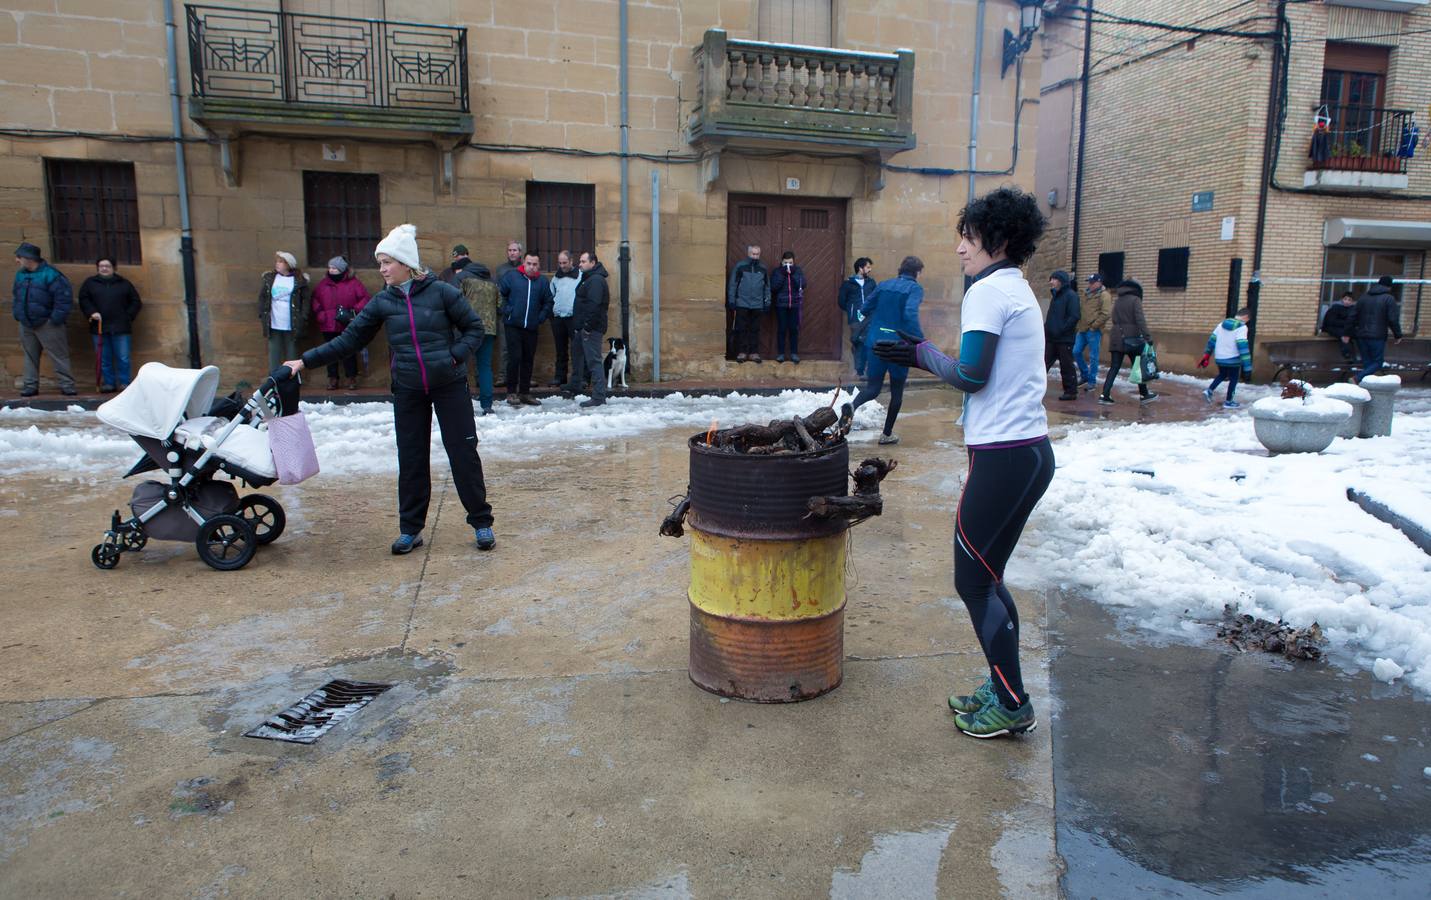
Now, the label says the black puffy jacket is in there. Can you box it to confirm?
[571,263,610,334]
[1354,284,1403,340]
[1045,271,1082,344]
[302,274,481,393]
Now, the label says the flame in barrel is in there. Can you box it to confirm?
[705,419,719,446]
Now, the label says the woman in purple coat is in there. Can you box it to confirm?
[310,256,371,389]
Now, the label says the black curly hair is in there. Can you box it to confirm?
[956,186,1046,266]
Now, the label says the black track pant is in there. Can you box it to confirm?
[504,325,540,395]
[394,378,494,535]
[954,437,1055,710]
[1045,340,1077,395]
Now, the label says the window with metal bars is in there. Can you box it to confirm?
[525,182,596,261]
[44,159,142,264]
[302,172,382,268]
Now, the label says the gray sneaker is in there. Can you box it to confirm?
[878,433,900,445]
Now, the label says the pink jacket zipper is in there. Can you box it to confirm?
[403,285,430,393]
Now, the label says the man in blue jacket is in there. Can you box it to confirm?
[498,251,554,405]
[837,257,876,377]
[12,242,77,397]
[851,256,925,444]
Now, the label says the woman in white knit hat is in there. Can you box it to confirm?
[259,251,311,371]
[283,224,496,554]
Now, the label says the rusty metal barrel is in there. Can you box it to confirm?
[684,435,851,702]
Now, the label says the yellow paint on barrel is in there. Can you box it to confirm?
[688,527,845,621]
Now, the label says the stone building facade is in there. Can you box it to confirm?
[2,0,1043,390]
[1033,0,1430,375]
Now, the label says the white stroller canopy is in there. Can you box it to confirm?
[97,362,222,439]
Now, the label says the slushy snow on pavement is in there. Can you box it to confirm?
[0,389,880,477]
[1011,409,1431,693]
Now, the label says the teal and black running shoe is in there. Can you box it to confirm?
[947,677,996,715]
[954,698,1037,739]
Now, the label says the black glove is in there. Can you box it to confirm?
[872,329,923,369]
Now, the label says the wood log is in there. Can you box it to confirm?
[806,494,884,518]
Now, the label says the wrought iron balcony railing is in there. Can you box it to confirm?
[185,4,468,113]
[1308,105,1416,175]
[688,30,915,155]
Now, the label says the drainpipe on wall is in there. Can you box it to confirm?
[163,0,201,368]
[1070,0,1093,276]
[651,169,661,383]
[1248,0,1287,367]
[967,0,986,206]
[618,0,632,373]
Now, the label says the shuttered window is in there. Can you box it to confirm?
[758,0,833,46]
[302,172,382,268]
[44,159,141,264]
[526,181,596,261]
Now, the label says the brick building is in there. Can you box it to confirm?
[1033,0,1429,375]
[2,0,1046,390]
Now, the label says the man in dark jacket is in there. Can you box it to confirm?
[12,241,77,397]
[1354,276,1404,381]
[498,251,554,405]
[565,251,611,407]
[439,244,485,286]
[1321,291,1357,362]
[838,257,875,376]
[726,245,770,363]
[1045,270,1081,400]
[78,257,143,391]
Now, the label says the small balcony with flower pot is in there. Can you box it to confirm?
[1305,104,1417,191]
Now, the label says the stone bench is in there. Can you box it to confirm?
[1264,338,1430,383]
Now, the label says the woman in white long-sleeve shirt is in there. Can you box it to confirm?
[873,187,1054,740]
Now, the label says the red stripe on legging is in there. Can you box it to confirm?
[993,664,1021,706]
[956,450,1001,585]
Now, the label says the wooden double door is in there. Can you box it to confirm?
[726,194,848,360]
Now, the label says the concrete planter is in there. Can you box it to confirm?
[1359,374,1401,438]
[1250,397,1353,454]
[1323,383,1371,439]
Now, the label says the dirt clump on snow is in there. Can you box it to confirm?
[1217,605,1326,660]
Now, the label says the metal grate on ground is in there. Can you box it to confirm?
[244,679,392,744]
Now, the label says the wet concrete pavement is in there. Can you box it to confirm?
[2,376,1428,897]
[1049,594,1431,899]
[1,385,1058,898]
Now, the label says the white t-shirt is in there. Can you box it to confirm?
[270,274,295,331]
[958,267,1048,445]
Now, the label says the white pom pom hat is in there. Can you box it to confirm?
[375,223,421,270]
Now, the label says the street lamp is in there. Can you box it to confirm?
[1002,0,1045,78]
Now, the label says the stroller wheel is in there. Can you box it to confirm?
[123,529,148,551]
[195,514,257,571]
[236,494,286,545]
[91,543,121,570]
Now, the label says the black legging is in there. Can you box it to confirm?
[954,438,1055,710]
[1101,349,1149,398]
[850,367,906,436]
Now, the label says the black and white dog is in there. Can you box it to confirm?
[604,337,627,391]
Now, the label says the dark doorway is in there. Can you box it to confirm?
[725,194,847,360]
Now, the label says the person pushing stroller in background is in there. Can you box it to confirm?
[283,224,496,555]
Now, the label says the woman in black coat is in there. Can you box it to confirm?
[283,224,496,555]
[78,257,142,391]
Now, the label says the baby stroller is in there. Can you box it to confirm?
[91,362,305,571]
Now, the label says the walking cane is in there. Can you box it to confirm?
[94,318,103,391]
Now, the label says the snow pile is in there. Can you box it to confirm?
[1250,395,1351,420]
[1322,383,1370,403]
[0,389,883,479]
[1362,373,1402,388]
[1010,413,1431,693]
